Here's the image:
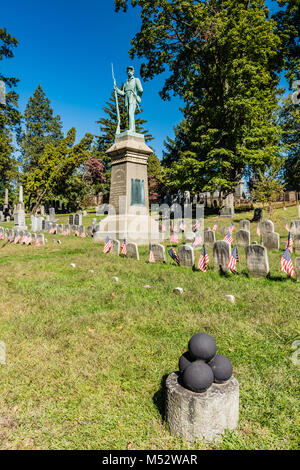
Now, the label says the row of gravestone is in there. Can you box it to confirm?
[203,219,300,253]
[106,239,300,279]
[0,227,45,245]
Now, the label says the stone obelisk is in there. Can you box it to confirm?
[14,185,27,231]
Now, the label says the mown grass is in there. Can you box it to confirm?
[0,206,299,450]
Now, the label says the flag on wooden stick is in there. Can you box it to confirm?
[197,245,209,272]
[280,247,295,278]
[227,245,239,273]
[103,236,112,253]
[121,238,127,255]
[149,244,155,263]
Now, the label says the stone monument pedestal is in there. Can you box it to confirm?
[95,132,163,245]
[166,372,239,443]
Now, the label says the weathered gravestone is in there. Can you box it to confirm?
[151,243,166,263]
[239,220,250,232]
[79,225,85,236]
[126,242,139,260]
[263,232,280,250]
[220,205,235,218]
[213,241,231,271]
[219,226,228,235]
[111,239,120,255]
[261,220,274,233]
[236,229,250,247]
[38,234,45,245]
[294,235,300,254]
[185,232,195,243]
[204,228,216,245]
[68,214,74,225]
[178,245,195,267]
[74,213,82,226]
[291,220,300,235]
[87,226,93,237]
[295,258,300,281]
[64,224,70,234]
[245,245,269,277]
[57,224,63,234]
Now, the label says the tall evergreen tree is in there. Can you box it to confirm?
[20,85,63,173]
[0,28,21,200]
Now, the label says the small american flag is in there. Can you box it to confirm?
[227,245,239,273]
[170,231,179,243]
[193,232,202,247]
[103,236,112,253]
[74,230,79,237]
[121,238,127,255]
[285,232,293,253]
[168,248,180,266]
[149,244,155,263]
[223,231,233,244]
[21,234,27,244]
[257,223,260,237]
[14,234,21,244]
[197,245,209,272]
[34,238,40,247]
[228,222,235,234]
[192,221,200,232]
[0,231,3,240]
[280,247,295,278]
[212,221,218,232]
[25,233,32,245]
[179,220,185,231]
[80,231,86,238]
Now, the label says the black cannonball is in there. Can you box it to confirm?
[209,354,233,383]
[188,332,217,362]
[178,351,193,373]
[182,361,214,393]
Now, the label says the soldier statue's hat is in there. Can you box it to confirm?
[127,65,134,71]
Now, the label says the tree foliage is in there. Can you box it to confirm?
[279,95,300,190]
[114,0,284,196]
[20,85,63,174]
[252,161,286,218]
[0,28,21,199]
[25,128,93,213]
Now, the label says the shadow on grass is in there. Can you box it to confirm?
[152,373,170,422]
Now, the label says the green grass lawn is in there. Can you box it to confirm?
[0,206,299,450]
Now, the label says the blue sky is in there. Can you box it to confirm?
[1,0,183,158]
[2,0,285,159]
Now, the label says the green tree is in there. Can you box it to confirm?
[115,0,283,197]
[25,128,93,213]
[273,0,300,84]
[252,161,286,219]
[20,85,63,204]
[0,28,21,200]
[279,95,300,190]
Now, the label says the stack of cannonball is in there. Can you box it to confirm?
[179,332,233,393]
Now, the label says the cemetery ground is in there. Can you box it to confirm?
[0,207,299,450]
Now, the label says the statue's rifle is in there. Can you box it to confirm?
[111,63,121,135]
